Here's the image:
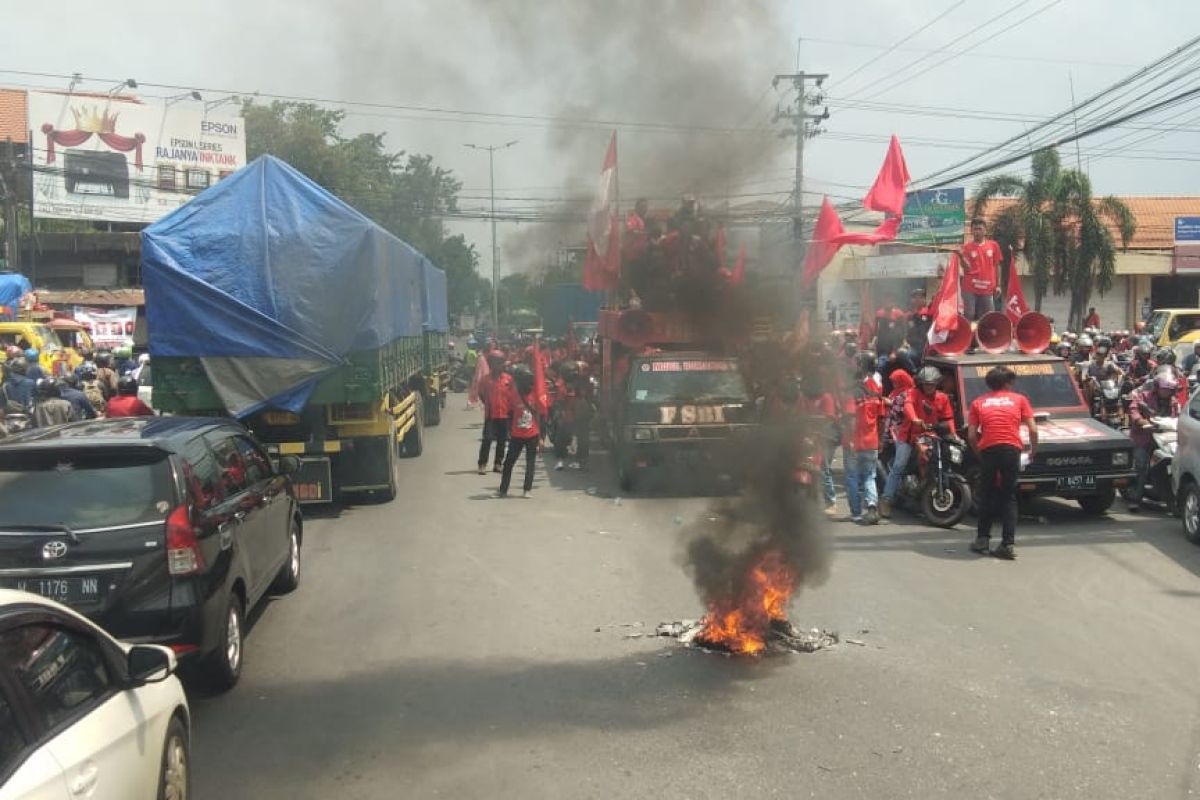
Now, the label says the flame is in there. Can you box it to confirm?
[697,551,796,655]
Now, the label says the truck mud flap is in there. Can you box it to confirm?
[291,457,334,504]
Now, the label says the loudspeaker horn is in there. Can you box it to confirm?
[1015,312,1052,354]
[975,311,1013,354]
[930,314,973,356]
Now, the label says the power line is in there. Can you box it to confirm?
[828,0,966,92]
[800,35,1136,69]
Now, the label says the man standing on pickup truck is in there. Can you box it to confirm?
[961,219,1002,321]
[967,366,1037,560]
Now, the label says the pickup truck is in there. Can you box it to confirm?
[923,351,1136,514]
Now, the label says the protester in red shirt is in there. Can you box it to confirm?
[905,366,957,477]
[879,369,916,518]
[105,377,154,418]
[476,355,511,474]
[1084,307,1100,328]
[625,198,648,233]
[496,365,541,498]
[961,218,1003,321]
[967,366,1037,560]
[842,354,883,524]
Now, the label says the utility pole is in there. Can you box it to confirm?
[0,138,19,271]
[464,140,518,335]
[773,71,829,308]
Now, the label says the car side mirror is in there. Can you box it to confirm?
[127,645,174,684]
[278,455,302,476]
[1034,412,1050,423]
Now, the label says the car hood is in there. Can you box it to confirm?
[1025,416,1131,451]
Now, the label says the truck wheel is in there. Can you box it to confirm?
[1180,482,1200,543]
[401,400,424,458]
[1077,485,1115,515]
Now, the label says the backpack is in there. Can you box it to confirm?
[83,379,107,413]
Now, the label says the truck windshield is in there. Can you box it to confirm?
[960,361,1083,411]
[628,359,749,404]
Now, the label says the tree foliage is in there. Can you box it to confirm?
[972,148,1135,330]
[242,101,486,314]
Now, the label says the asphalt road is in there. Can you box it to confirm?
[191,402,1200,799]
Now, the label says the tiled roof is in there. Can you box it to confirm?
[0,89,27,143]
[974,196,1200,250]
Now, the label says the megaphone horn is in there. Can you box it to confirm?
[1015,312,1052,354]
[976,311,1013,354]
[930,314,973,356]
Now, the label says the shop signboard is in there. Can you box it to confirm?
[1175,216,1200,272]
[897,187,966,244]
[27,91,246,223]
[865,252,951,279]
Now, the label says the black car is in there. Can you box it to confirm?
[0,417,303,690]
[923,352,1136,514]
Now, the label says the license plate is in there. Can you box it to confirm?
[2,576,104,605]
[1055,475,1097,491]
[263,411,301,426]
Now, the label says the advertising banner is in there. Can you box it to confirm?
[73,306,137,350]
[865,251,952,279]
[1175,216,1200,272]
[28,91,246,223]
[897,187,966,244]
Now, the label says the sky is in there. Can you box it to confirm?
[5,0,1200,278]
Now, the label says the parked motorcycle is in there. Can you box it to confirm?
[878,425,973,528]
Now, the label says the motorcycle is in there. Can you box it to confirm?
[1089,377,1126,429]
[878,424,973,528]
[449,359,471,393]
[1145,415,1178,510]
[4,412,31,434]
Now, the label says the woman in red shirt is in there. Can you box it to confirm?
[496,365,542,498]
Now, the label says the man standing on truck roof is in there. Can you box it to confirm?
[967,366,1037,560]
[961,219,1002,321]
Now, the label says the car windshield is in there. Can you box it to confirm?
[0,449,174,529]
[1146,311,1169,341]
[31,326,62,352]
[628,359,749,404]
[960,361,1084,410]
[1166,313,1200,341]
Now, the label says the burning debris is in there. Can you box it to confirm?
[656,618,838,655]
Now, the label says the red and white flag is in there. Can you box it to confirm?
[1003,247,1029,324]
[583,133,620,291]
[928,253,964,347]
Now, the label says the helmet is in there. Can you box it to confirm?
[24,348,38,362]
[34,378,59,398]
[1155,372,1179,391]
[95,351,113,368]
[1155,347,1176,365]
[117,375,139,396]
[1077,335,1094,349]
[7,356,27,375]
[1049,335,1061,345]
[114,346,133,360]
[916,366,943,386]
[77,362,97,380]
[856,352,877,375]
[62,372,80,389]
[1095,335,1112,355]
[1136,342,1153,357]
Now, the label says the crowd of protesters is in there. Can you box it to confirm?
[469,333,599,499]
[0,346,153,438]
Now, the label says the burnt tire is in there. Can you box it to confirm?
[922,475,971,529]
[1077,485,1115,516]
[157,716,190,800]
[205,593,244,692]
[1180,482,1200,543]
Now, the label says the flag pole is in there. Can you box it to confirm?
[610,130,620,311]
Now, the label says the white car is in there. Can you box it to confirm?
[0,589,189,800]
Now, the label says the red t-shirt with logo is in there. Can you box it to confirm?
[488,373,514,420]
[851,377,884,451]
[962,239,1002,296]
[968,390,1033,451]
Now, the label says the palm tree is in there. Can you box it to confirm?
[972,148,1135,331]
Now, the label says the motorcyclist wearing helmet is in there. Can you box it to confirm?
[1085,336,1123,385]
[58,373,98,420]
[1128,341,1156,384]
[31,378,76,428]
[94,351,119,398]
[23,348,46,382]
[114,346,136,377]
[1127,372,1181,512]
[904,365,958,479]
[1072,335,1094,366]
[1,357,35,412]
[105,375,154,418]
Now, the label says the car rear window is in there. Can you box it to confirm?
[0,449,174,530]
[960,361,1083,410]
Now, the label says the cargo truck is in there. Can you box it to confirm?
[143,155,448,504]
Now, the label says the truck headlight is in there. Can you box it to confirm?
[631,427,655,441]
[1112,451,1130,467]
[948,445,963,464]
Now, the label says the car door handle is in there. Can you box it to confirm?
[70,764,98,795]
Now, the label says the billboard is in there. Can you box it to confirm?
[897,187,966,245]
[73,306,138,350]
[1175,216,1200,272]
[27,91,246,223]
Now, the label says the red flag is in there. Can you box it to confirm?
[583,133,620,291]
[857,280,873,349]
[928,253,963,347]
[729,244,746,285]
[862,134,911,216]
[831,215,901,246]
[533,338,550,415]
[1003,248,1029,324]
[467,352,490,407]
[801,197,846,285]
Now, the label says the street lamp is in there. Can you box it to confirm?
[165,91,203,107]
[108,78,137,97]
[203,95,240,115]
[464,140,518,336]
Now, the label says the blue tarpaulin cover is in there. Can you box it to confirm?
[420,261,449,332]
[142,155,440,416]
[0,274,32,318]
